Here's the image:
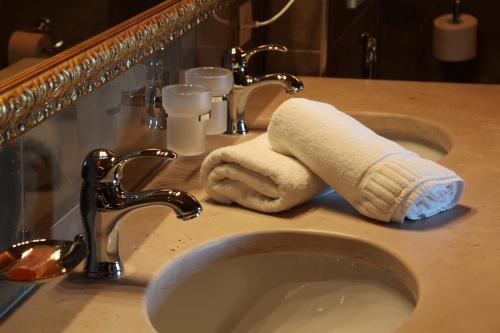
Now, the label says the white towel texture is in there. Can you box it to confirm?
[200,134,326,213]
[267,98,464,222]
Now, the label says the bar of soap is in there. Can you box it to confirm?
[7,246,61,281]
[0,251,17,272]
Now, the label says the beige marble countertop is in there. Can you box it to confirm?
[2,77,500,332]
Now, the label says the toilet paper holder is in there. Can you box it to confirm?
[21,17,64,53]
[451,0,462,24]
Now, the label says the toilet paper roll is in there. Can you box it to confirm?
[8,31,52,65]
[433,13,477,62]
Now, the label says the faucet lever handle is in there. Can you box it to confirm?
[223,44,287,71]
[245,44,288,64]
[81,148,177,182]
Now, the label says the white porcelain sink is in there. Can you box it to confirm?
[146,231,417,333]
[353,112,451,161]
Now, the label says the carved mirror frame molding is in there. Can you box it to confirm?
[0,0,231,146]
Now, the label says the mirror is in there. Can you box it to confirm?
[0,0,168,84]
[0,0,238,146]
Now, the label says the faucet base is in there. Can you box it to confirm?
[85,261,124,279]
[225,120,248,135]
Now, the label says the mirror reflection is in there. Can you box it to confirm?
[3,0,495,87]
[0,0,165,84]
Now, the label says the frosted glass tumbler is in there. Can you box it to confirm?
[162,84,211,156]
[185,67,233,135]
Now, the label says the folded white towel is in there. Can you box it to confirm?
[267,98,464,222]
[200,134,326,213]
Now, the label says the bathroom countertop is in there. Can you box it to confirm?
[2,77,500,332]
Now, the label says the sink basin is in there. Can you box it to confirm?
[146,231,417,333]
[352,112,451,161]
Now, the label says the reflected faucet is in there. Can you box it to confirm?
[80,148,202,279]
[223,44,304,135]
[360,33,377,79]
[144,54,167,130]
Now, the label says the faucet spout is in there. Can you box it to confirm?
[227,73,304,135]
[118,188,202,220]
[242,73,304,93]
[80,148,202,279]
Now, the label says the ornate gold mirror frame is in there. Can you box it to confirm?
[0,0,231,146]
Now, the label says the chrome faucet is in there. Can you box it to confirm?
[80,148,202,279]
[222,44,304,135]
[222,44,288,86]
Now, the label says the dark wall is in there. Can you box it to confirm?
[252,0,500,84]
[327,0,500,83]
[107,0,164,26]
[326,0,379,78]
[0,0,167,70]
[378,0,499,83]
[250,0,327,76]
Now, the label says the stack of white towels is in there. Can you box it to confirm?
[200,98,464,222]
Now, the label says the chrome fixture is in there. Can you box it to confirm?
[122,55,167,130]
[360,33,377,79]
[35,17,64,52]
[222,44,304,135]
[222,44,287,86]
[80,148,202,279]
[0,148,201,283]
[144,55,167,130]
[144,85,167,130]
[452,0,462,23]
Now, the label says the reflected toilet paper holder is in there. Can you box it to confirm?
[32,17,64,51]
[8,17,64,64]
[35,17,64,50]
[7,17,65,65]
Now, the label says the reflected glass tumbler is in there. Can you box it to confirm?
[185,67,233,135]
[162,84,211,156]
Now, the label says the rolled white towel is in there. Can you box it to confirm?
[200,134,327,213]
[267,98,464,222]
